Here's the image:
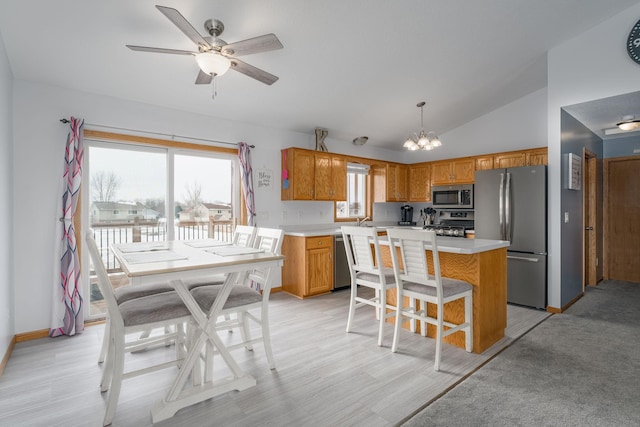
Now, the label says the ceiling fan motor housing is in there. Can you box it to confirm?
[204,19,224,38]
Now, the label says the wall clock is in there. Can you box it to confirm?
[627,18,640,65]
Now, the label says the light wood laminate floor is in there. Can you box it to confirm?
[0,288,549,426]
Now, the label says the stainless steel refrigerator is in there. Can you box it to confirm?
[474,165,547,309]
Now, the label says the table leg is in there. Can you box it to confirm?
[150,273,257,423]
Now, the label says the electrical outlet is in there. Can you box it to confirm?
[298,211,304,219]
[282,211,287,220]
[564,212,569,223]
[319,211,323,218]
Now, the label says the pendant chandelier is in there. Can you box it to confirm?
[403,101,442,151]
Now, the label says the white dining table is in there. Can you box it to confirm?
[111,240,285,423]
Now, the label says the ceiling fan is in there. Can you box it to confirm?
[126,5,283,90]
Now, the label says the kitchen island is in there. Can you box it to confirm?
[281,225,509,353]
[377,235,509,354]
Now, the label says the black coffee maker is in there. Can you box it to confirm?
[399,205,416,225]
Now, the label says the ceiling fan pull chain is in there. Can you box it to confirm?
[212,76,217,100]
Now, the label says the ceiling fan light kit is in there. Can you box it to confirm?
[616,114,640,131]
[195,52,231,76]
[126,5,283,99]
[403,101,442,151]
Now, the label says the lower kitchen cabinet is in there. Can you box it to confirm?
[282,235,334,298]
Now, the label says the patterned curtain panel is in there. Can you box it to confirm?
[238,142,256,226]
[50,117,85,337]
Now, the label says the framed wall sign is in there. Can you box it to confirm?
[565,153,582,190]
[256,168,273,189]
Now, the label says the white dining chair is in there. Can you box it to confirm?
[386,227,473,371]
[189,227,284,370]
[97,225,257,364]
[232,224,257,247]
[341,225,396,346]
[86,233,192,426]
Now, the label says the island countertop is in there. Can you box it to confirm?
[281,225,509,254]
[378,235,509,254]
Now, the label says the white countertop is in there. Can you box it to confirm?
[378,235,509,254]
[281,222,396,237]
[281,224,508,254]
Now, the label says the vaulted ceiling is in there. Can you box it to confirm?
[2,1,640,150]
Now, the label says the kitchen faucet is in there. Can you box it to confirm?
[356,216,370,226]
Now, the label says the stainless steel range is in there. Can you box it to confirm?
[424,210,474,237]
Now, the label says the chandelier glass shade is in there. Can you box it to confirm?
[404,101,442,151]
[195,52,231,76]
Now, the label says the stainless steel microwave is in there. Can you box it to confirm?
[431,184,474,209]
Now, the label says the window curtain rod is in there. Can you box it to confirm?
[59,118,255,148]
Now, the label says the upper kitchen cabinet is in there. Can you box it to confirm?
[431,158,475,186]
[409,163,431,201]
[314,152,347,201]
[493,151,526,168]
[281,148,315,200]
[526,148,548,166]
[281,148,347,201]
[372,163,408,202]
[475,155,495,171]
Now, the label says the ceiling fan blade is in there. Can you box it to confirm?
[222,34,283,57]
[195,70,213,85]
[155,5,212,50]
[126,45,196,55]
[229,58,279,85]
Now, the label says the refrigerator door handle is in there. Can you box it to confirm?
[505,172,512,243]
[499,172,505,240]
[507,255,540,262]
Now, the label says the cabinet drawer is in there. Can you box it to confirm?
[305,236,332,249]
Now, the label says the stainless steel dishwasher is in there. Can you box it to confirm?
[333,234,351,290]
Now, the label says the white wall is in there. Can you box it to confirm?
[400,87,548,164]
[0,32,14,353]
[12,80,402,333]
[547,2,640,308]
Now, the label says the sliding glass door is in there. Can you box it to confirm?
[83,140,239,319]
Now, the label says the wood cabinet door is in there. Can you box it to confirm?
[526,148,548,166]
[396,164,408,201]
[282,149,316,200]
[306,246,333,295]
[409,164,431,201]
[386,164,399,200]
[314,152,332,200]
[331,155,347,200]
[475,156,494,171]
[494,152,526,169]
[452,159,475,183]
[371,164,387,203]
[431,162,453,186]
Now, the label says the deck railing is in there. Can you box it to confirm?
[90,217,236,271]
